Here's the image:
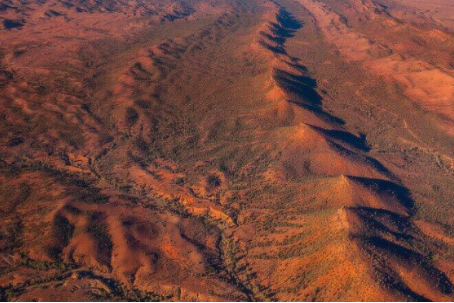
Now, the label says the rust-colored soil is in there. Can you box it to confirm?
[1,0,454,301]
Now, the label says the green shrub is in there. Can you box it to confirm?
[174,177,185,185]
[125,107,139,127]
[207,174,221,187]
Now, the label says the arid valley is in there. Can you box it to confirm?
[1,0,454,300]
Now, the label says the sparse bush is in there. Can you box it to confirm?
[52,214,74,256]
[125,107,139,127]
[86,219,112,256]
[0,284,16,302]
[207,174,221,188]
[8,137,24,147]
[174,177,185,185]
[135,99,152,109]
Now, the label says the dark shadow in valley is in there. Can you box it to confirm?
[262,8,402,183]
[260,9,347,126]
[276,8,302,30]
[3,19,24,30]
[273,69,321,106]
[310,125,370,151]
[275,68,317,87]
[348,206,414,241]
[297,103,346,125]
[365,236,453,295]
[259,8,302,55]
[348,176,415,212]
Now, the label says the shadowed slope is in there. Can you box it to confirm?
[238,6,454,301]
[0,0,454,300]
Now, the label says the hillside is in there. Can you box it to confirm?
[1,0,454,301]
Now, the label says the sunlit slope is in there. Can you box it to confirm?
[1,0,454,301]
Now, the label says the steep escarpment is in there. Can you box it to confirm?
[230,6,454,301]
[1,0,454,301]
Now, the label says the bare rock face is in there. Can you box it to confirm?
[0,0,454,301]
